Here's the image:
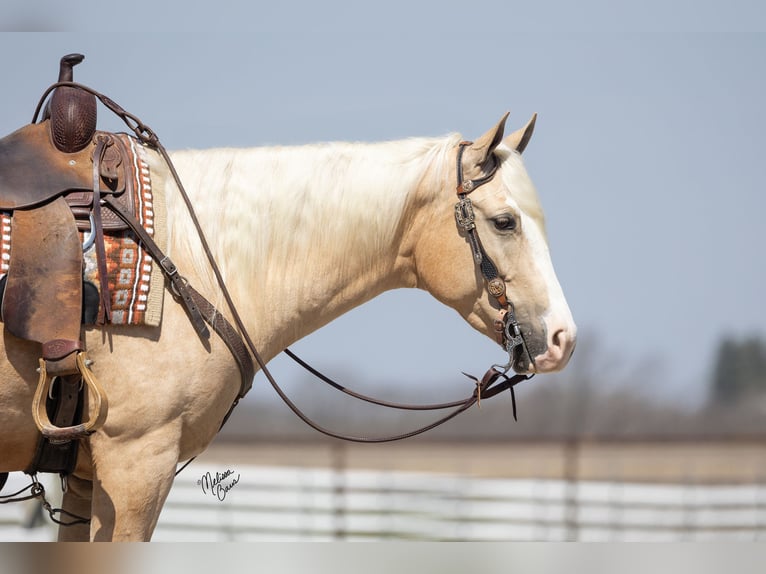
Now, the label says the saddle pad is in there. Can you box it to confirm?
[0,134,166,327]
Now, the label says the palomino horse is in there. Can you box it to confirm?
[0,113,575,541]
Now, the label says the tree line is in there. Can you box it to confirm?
[711,335,766,405]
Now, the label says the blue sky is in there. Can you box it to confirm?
[1,3,764,407]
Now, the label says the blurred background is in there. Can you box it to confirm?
[1,0,765,543]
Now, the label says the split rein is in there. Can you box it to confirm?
[31,82,534,445]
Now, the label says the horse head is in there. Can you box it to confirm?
[411,113,576,374]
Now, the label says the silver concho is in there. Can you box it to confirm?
[487,277,506,299]
[454,197,476,231]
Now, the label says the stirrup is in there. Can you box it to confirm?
[32,352,109,442]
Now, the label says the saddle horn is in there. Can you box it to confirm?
[57,53,85,81]
[48,53,97,153]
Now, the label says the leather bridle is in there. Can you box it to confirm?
[251,140,537,442]
[453,141,536,373]
[29,83,535,445]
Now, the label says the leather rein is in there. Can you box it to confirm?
[31,82,534,444]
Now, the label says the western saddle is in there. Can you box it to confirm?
[0,55,254,488]
[0,54,131,475]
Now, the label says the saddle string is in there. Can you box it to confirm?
[30,82,532,447]
[91,135,111,324]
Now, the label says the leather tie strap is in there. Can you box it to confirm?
[91,135,111,324]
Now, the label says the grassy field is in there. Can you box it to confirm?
[198,439,766,484]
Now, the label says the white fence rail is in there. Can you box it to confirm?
[4,465,763,541]
[153,466,766,541]
[0,466,766,541]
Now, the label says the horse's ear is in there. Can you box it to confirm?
[504,113,537,154]
[465,112,510,168]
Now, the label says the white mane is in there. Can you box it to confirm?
[162,134,462,292]
[148,132,547,338]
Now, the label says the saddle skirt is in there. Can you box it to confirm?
[0,128,166,328]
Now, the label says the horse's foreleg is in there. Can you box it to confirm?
[88,429,181,541]
[56,475,92,541]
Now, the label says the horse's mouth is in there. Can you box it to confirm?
[510,350,535,375]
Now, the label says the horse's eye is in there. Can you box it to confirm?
[493,215,517,232]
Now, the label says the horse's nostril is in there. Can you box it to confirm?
[549,327,575,363]
[551,328,566,352]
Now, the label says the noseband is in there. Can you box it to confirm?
[453,142,534,373]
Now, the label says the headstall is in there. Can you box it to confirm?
[453,141,535,374]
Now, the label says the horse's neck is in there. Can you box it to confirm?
[161,139,448,359]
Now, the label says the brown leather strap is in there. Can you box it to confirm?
[187,285,254,399]
[41,339,83,361]
[92,135,111,324]
[102,197,253,400]
[100,195,210,339]
[103,190,256,403]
